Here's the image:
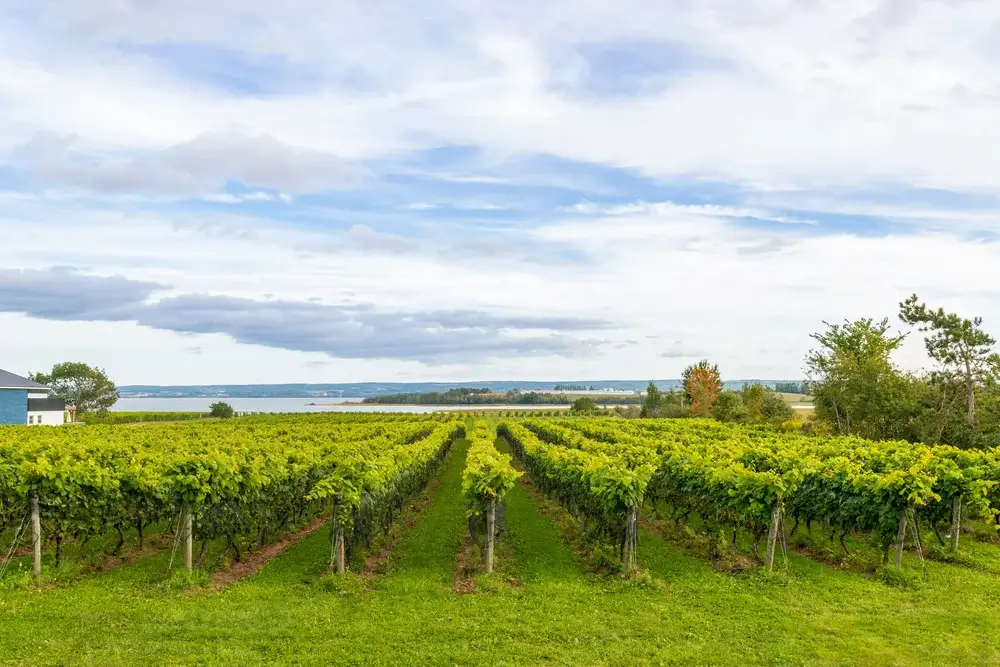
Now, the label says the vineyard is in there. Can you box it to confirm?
[1,414,999,665]
[501,417,1000,571]
[0,414,462,578]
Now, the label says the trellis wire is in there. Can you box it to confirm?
[0,508,30,581]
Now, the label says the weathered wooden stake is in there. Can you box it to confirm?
[31,490,41,583]
[484,498,496,574]
[182,510,193,572]
[623,505,639,573]
[765,501,782,571]
[894,507,908,567]
[330,500,345,574]
[950,495,962,553]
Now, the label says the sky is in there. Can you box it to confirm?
[2,0,1000,385]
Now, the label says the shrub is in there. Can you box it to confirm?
[209,402,236,419]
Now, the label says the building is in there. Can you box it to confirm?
[0,369,67,426]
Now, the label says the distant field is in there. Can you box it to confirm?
[779,392,814,406]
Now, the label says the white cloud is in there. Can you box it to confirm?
[3,196,1000,383]
[3,0,1000,192]
[566,200,815,224]
[3,1,1000,382]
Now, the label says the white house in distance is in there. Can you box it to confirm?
[0,368,67,426]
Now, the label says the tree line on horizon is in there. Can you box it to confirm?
[586,294,1000,450]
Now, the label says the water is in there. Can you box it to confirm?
[112,397,572,414]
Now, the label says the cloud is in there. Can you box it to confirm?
[15,130,367,196]
[172,219,259,241]
[115,40,329,96]
[658,340,703,358]
[0,267,165,321]
[559,39,730,99]
[567,200,815,225]
[340,224,417,255]
[6,0,1000,196]
[736,237,798,256]
[0,265,612,363]
[134,294,608,362]
[5,1,1000,384]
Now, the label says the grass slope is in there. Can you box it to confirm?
[0,436,998,665]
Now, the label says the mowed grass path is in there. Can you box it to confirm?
[0,436,999,666]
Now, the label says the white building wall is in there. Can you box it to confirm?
[27,391,64,425]
[28,410,65,426]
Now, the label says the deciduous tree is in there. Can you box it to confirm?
[31,362,118,414]
[805,318,912,439]
[682,360,723,417]
[210,402,236,419]
[742,383,767,422]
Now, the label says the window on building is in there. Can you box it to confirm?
[28,416,34,425]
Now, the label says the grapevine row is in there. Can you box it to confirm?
[503,417,1000,571]
[461,421,520,572]
[0,417,464,579]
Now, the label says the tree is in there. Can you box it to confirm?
[570,397,599,415]
[742,383,767,422]
[899,294,1000,425]
[640,381,664,418]
[210,402,235,419]
[31,362,118,414]
[805,318,914,439]
[712,385,793,425]
[712,390,747,423]
[682,360,723,417]
[761,390,795,423]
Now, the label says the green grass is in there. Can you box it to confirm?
[0,437,999,665]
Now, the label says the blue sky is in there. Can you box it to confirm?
[1,0,1000,384]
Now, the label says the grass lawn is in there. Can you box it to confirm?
[0,437,998,666]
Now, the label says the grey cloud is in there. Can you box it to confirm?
[0,266,610,362]
[660,341,701,358]
[134,295,607,362]
[0,267,164,321]
[17,130,367,197]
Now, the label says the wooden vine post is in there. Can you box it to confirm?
[330,497,345,574]
[182,509,193,572]
[893,506,909,567]
[623,505,639,574]
[31,490,41,583]
[484,497,496,574]
[950,495,962,553]
[765,501,782,571]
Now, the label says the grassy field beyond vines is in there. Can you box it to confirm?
[0,434,999,666]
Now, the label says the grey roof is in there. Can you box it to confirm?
[0,369,49,390]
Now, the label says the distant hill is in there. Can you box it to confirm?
[119,379,801,399]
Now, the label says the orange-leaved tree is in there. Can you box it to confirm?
[682,360,724,417]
